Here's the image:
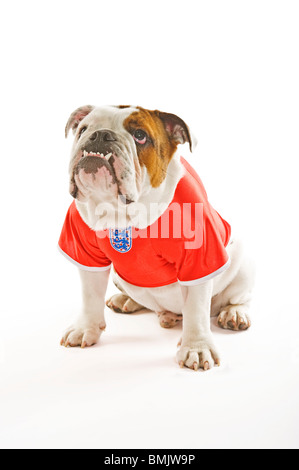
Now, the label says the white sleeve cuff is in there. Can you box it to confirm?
[58,245,112,272]
[177,258,231,286]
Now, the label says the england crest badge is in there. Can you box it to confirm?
[109,227,132,253]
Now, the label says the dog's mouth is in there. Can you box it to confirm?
[76,148,116,177]
[70,149,134,205]
[81,150,113,161]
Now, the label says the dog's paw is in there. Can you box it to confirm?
[176,336,220,371]
[158,311,182,329]
[217,304,251,331]
[106,294,143,313]
[60,322,106,348]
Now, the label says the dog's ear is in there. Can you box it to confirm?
[154,111,197,152]
[65,105,95,138]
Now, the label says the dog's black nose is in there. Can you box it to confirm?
[89,130,117,142]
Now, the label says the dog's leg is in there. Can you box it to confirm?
[177,280,220,371]
[215,255,255,331]
[216,263,254,331]
[209,239,255,331]
[61,269,109,348]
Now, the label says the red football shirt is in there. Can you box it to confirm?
[58,158,231,287]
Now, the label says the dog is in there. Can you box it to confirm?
[59,105,255,371]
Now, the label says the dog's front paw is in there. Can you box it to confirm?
[60,321,106,348]
[176,336,220,371]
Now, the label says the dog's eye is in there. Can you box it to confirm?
[78,126,87,138]
[133,129,147,145]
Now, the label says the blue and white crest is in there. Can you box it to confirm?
[109,227,132,253]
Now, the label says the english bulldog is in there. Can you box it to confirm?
[59,105,255,371]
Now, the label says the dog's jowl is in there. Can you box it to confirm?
[59,105,255,371]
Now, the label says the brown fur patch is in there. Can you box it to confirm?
[123,108,178,188]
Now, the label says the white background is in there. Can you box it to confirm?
[0,0,298,449]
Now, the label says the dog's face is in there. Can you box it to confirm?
[65,105,194,204]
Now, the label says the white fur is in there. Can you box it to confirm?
[61,269,109,348]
